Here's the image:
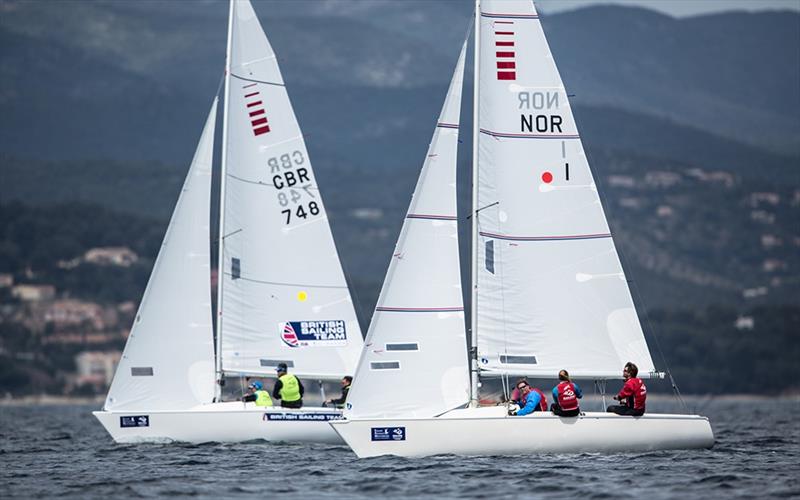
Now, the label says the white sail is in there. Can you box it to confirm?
[105,100,218,411]
[218,0,363,379]
[474,0,656,379]
[345,41,470,418]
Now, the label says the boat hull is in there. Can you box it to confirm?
[330,406,714,457]
[93,402,344,444]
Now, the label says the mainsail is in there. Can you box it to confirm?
[105,100,218,411]
[218,0,363,379]
[474,0,655,379]
[345,41,470,418]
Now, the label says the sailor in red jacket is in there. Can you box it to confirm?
[550,369,582,417]
[607,362,647,416]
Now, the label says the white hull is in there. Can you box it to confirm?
[93,402,343,444]
[331,406,714,457]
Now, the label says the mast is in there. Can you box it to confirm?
[214,0,234,401]
[469,0,480,407]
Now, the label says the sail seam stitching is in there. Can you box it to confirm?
[406,214,458,220]
[222,272,348,289]
[230,73,285,87]
[480,231,611,241]
[480,128,579,139]
[376,307,464,312]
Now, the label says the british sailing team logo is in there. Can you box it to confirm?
[279,321,347,348]
[281,323,300,347]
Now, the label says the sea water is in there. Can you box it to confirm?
[1,398,797,498]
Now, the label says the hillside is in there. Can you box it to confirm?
[0,1,798,163]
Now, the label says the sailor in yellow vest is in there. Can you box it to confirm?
[241,380,273,407]
[272,362,304,409]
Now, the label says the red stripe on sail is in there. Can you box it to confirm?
[496,51,515,58]
[252,117,268,126]
[242,83,257,89]
[254,126,270,136]
[249,109,265,117]
[496,41,514,46]
[247,101,263,108]
[494,20,514,24]
[497,71,516,80]
[244,92,259,98]
[497,61,516,69]
[495,31,514,35]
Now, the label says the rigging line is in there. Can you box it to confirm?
[229,72,285,87]
[583,138,689,414]
[227,173,275,187]
[215,71,225,98]
[221,271,348,289]
[211,228,243,244]
[496,205,512,395]
[467,201,499,219]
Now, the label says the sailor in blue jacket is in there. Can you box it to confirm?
[510,380,547,416]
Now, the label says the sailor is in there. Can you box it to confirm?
[550,369,582,417]
[325,376,352,409]
[241,380,273,407]
[272,363,304,409]
[607,362,647,416]
[509,379,548,416]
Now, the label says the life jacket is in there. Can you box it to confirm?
[278,374,301,402]
[557,381,579,411]
[627,377,647,410]
[254,390,273,407]
[531,388,548,411]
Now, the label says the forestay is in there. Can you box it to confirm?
[218,0,363,378]
[345,41,470,419]
[105,101,218,411]
[474,0,655,379]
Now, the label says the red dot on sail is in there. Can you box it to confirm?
[542,171,553,183]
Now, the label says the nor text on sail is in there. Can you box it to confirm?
[518,91,563,134]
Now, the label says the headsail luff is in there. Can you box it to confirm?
[474,0,656,379]
[105,100,218,411]
[345,40,470,419]
[218,0,363,379]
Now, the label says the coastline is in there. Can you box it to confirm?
[1,394,104,406]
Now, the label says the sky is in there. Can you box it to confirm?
[535,0,800,17]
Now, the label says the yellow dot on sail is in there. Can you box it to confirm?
[297,291,308,302]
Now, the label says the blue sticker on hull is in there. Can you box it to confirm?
[120,415,149,428]
[371,427,406,441]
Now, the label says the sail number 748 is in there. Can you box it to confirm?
[282,202,319,224]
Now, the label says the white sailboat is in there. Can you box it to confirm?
[93,0,363,444]
[330,0,714,457]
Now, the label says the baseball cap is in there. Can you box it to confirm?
[276,363,288,372]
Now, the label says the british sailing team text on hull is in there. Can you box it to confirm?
[93,0,364,444]
[330,0,714,457]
